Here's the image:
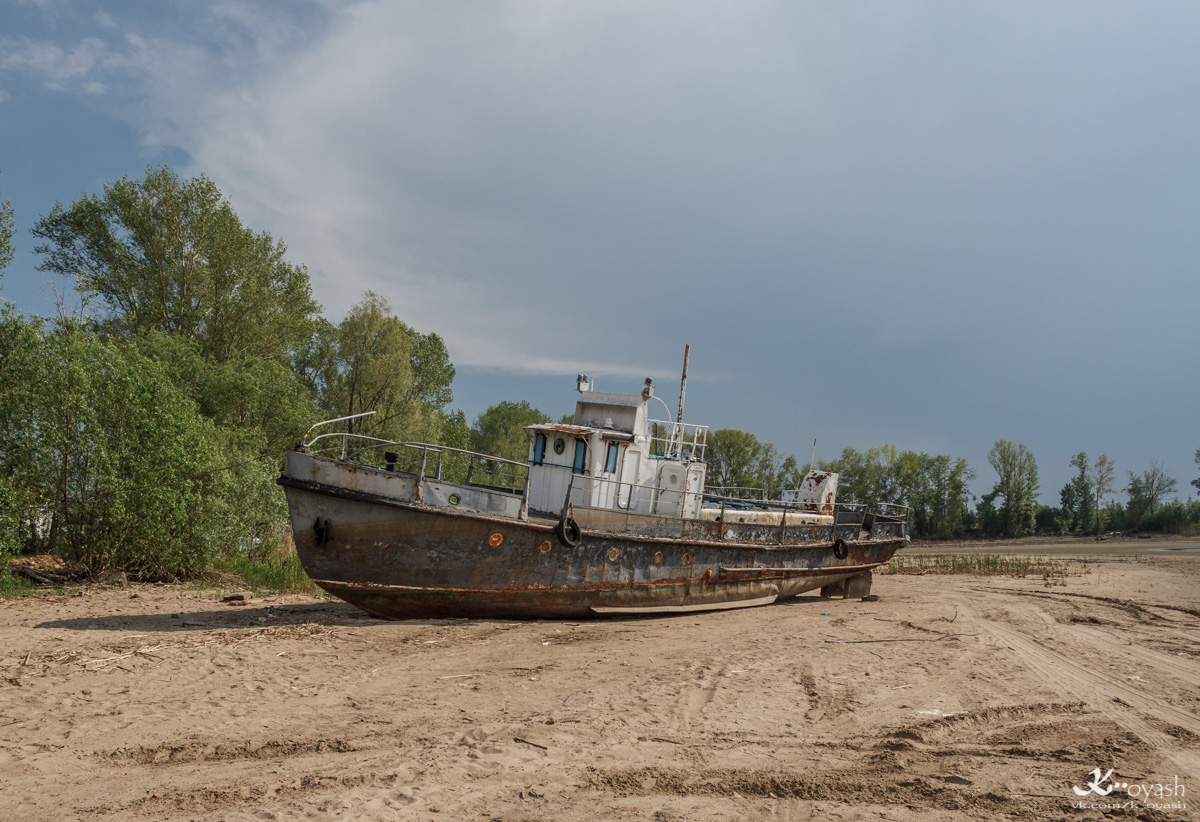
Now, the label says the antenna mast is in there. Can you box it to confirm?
[674,344,689,458]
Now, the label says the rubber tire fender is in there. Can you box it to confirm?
[833,538,849,560]
[555,516,582,548]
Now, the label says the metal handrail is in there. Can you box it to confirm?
[300,412,377,447]
[704,486,769,502]
[345,440,527,471]
[565,471,701,517]
[647,418,708,462]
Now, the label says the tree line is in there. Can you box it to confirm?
[0,168,566,578]
[2,167,1198,582]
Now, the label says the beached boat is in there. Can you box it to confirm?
[278,356,910,619]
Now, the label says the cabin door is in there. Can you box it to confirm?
[594,441,621,509]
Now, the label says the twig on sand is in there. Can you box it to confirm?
[437,674,475,679]
[935,607,959,624]
[563,689,593,703]
[514,737,548,750]
[824,633,977,644]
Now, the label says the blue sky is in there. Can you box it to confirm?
[2,0,1198,503]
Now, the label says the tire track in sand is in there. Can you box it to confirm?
[959,603,1200,775]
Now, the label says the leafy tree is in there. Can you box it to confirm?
[435,408,473,483]
[0,176,14,278]
[0,306,42,559]
[906,453,975,539]
[1059,481,1080,533]
[823,444,920,507]
[976,490,1001,538]
[707,429,767,492]
[2,322,228,577]
[410,331,455,412]
[705,429,798,496]
[32,166,319,363]
[1065,452,1094,533]
[1090,454,1116,534]
[302,292,455,447]
[1035,504,1063,534]
[985,440,1040,537]
[1193,449,1200,494]
[818,445,972,538]
[1125,461,1177,527]
[471,400,550,464]
[136,331,314,453]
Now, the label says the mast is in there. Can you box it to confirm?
[674,344,689,458]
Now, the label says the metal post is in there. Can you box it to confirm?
[674,343,689,459]
[416,448,427,502]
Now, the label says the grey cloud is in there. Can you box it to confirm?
[3,0,1198,498]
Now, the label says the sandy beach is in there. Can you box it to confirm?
[2,538,1197,821]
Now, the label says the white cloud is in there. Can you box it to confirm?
[125,1,826,374]
[0,33,147,93]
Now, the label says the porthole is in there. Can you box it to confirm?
[653,552,663,564]
[489,533,504,547]
[539,541,552,554]
[448,493,461,505]
[682,553,692,564]
[608,548,620,561]
[553,438,566,455]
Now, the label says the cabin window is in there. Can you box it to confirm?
[604,442,619,473]
[533,433,546,465]
[553,437,566,455]
[572,439,587,474]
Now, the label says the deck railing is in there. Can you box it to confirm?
[701,488,911,525]
[647,419,708,462]
[302,418,529,494]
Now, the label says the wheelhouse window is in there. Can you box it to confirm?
[533,432,546,465]
[572,439,587,474]
[604,442,619,473]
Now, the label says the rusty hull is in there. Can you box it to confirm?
[278,453,908,619]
